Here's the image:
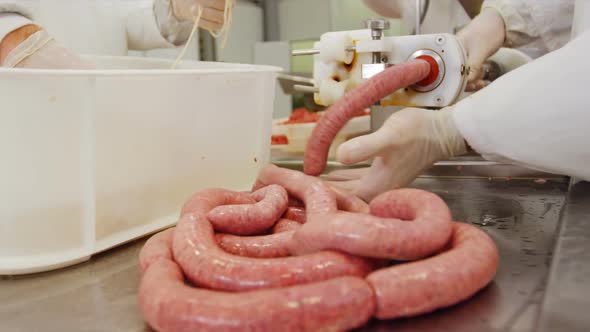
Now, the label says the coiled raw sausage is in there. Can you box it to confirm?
[255,165,452,260]
[139,227,175,274]
[172,190,374,292]
[273,219,303,233]
[215,230,296,258]
[366,222,499,319]
[139,165,499,332]
[139,228,376,332]
[207,185,288,235]
[289,189,453,260]
[256,164,368,215]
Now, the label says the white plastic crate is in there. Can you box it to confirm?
[0,55,280,274]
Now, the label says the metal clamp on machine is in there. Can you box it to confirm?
[292,18,469,132]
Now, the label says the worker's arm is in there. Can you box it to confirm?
[457,0,574,88]
[362,0,404,18]
[0,3,92,68]
[456,8,505,85]
[0,3,34,63]
[126,1,189,51]
[453,30,590,180]
[0,21,41,65]
[126,0,228,51]
[482,0,574,49]
[328,31,590,201]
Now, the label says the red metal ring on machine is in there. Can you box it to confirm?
[408,49,445,92]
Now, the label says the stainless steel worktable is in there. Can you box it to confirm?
[1,169,589,332]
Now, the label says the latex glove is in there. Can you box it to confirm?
[3,29,93,69]
[456,8,505,91]
[171,0,231,32]
[329,107,467,202]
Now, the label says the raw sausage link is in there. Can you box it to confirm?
[140,260,375,332]
[256,164,368,215]
[303,59,431,176]
[255,164,338,215]
[282,207,307,224]
[273,218,303,233]
[215,230,296,258]
[139,231,376,332]
[139,227,175,274]
[289,189,453,260]
[172,190,375,291]
[181,188,254,217]
[207,184,289,235]
[138,165,499,331]
[366,222,499,319]
[330,184,370,213]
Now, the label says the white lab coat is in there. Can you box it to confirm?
[0,0,190,56]
[483,0,575,59]
[453,1,590,180]
[364,0,575,60]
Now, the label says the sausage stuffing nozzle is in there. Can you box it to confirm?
[290,19,470,132]
[291,28,469,111]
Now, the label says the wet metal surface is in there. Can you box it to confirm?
[358,177,568,332]
[275,158,566,181]
[0,238,149,332]
[0,168,585,332]
[538,181,590,332]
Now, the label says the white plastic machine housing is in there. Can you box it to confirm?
[312,29,468,108]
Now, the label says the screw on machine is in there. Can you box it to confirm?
[364,18,391,65]
[364,18,391,40]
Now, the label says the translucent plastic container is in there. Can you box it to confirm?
[0,56,280,275]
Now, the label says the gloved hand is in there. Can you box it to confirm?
[171,0,231,32]
[325,107,467,202]
[2,28,93,69]
[456,8,506,91]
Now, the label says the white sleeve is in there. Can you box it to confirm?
[0,2,34,43]
[452,30,590,181]
[362,0,428,34]
[483,0,574,51]
[126,0,192,51]
[362,0,403,18]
